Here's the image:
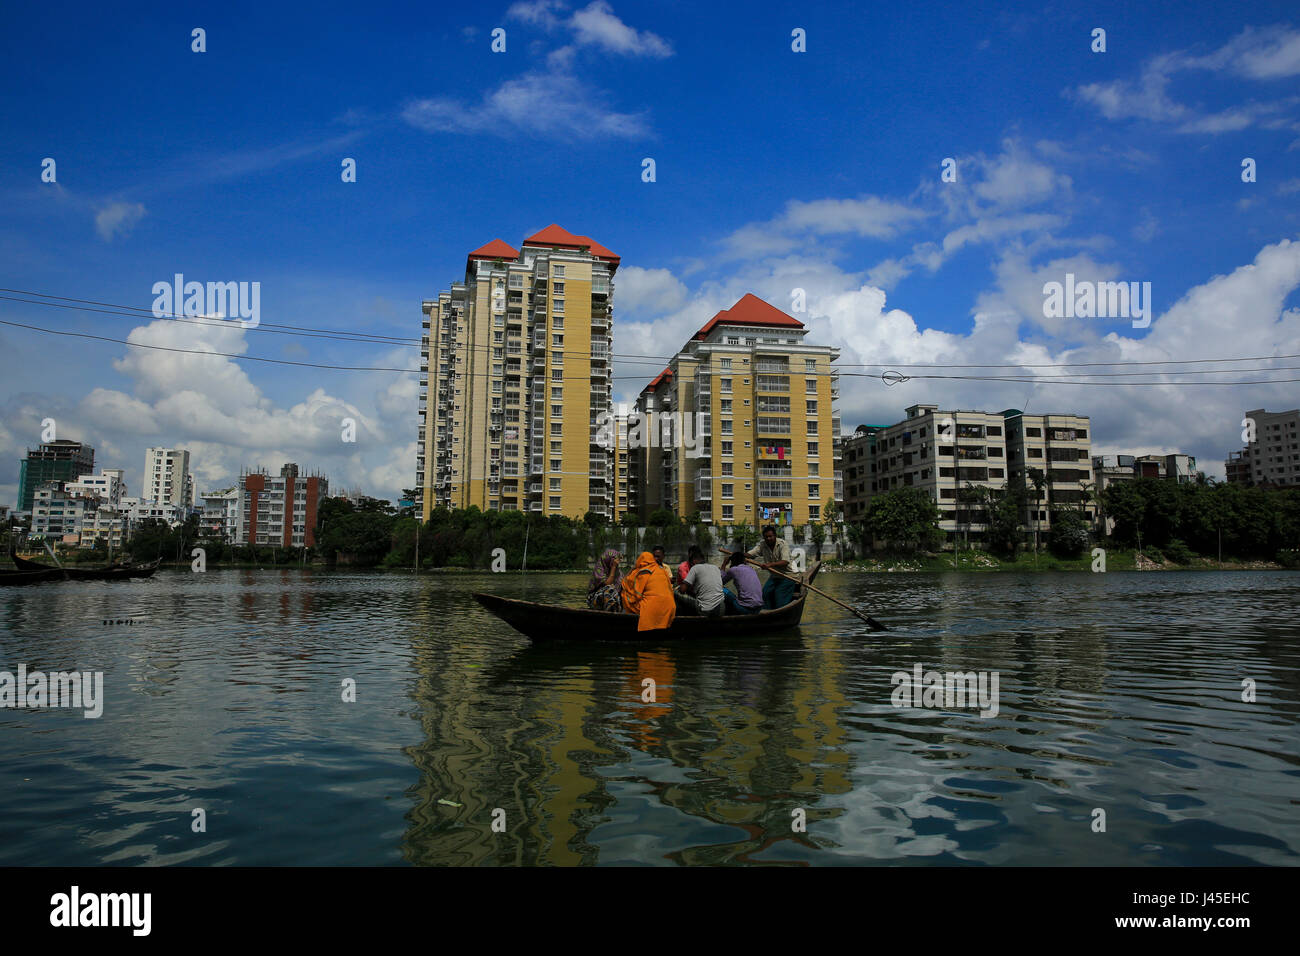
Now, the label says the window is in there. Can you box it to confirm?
[722,504,734,520]
[551,350,563,365]
[551,387,563,400]
[552,334,563,347]
[551,423,563,436]
[552,281,565,295]
[726,336,740,345]
[808,442,819,456]
[549,478,561,491]
[808,463,819,476]
[553,299,565,313]
[552,369,563,381]
[721,420,733,435]
[549,496,561,510]
[809,484,820,498]
[721,399,733,413]
[720,359,732,370]
[720,378,732,393]
[722,483,734,499]
[553,265,564,277]
[550,440,562,454]
[551,459,562,471]
[493,331,505,343]
[807,420,819,435]
[722,462,733,476]
[807,400,818,414]
[806,379,818,393]
[809,505,820,520]
[552,405,563,418]
[552,317,563,329]
[721,441,733,456]
[805,359,817,372]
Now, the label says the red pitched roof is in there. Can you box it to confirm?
[523,224,620,269]
[467,238,519,262]
[693,293,804,340]
[643,367,673,393]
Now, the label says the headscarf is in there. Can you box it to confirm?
[621,551,676,631]
[589,547,621,594]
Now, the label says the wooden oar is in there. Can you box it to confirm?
[720,550,887,631]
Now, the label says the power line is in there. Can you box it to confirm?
[4,286,1300,387]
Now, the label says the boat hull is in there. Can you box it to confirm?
[10,554,161,580]
[473,562,819,642]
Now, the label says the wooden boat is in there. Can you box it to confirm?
[0,566,66,585]
[9,553,162,580]
[474,561,821,642]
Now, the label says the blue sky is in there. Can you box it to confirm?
[2,0,1299,505]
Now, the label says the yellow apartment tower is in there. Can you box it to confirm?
[630,294,842,527]
[417,225,620,520]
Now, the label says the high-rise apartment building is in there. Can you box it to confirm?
[417,225,619,519]
[236,463,327,547]
[630,294,842,526]
[17,440,95,512]
[143,447,192,508]
[1225,407,1300,486]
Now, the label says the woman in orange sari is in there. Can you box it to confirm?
[621,551,677,632]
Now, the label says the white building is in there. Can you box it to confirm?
[66,468,126,509]
[1226,408,1300,487]
[200,488,240,540]
[143,447,193,508]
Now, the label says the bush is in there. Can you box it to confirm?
[1164,539,1194,565]
[1048,512,1089,558]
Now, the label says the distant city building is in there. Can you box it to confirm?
[418,225,619,519]
[1225,407,1300,486]
[119,496,187,529]
[66,468,126,509]
[18,440,95,512]
[236,463,328,547]
[630,294,842,526]
[855,405,1093,547]
[841,425,884,525]
[1091,453,1198,493]
[30,482,92,538]
[143,447,193,508]
[199,488,239,540]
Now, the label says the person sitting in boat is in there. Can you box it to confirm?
[747,525,797,609]
[677,545,702,587]
[621,551,677,632]
[675,549,725,618]
[721,548,764,615]
[587,548,623,612]
[650,545,673,588]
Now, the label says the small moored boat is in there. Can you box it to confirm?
[474,562,821,642]
[9,553,162,581]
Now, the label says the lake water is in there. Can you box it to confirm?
[1,568,1297,866]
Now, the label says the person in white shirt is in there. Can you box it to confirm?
[675,550,725,617]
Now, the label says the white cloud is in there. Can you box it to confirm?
[403,69,648,139]
[94,201,146,241]
[615,266,689,317]
[570,1,672,57]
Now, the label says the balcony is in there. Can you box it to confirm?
[694,474,713,500]
[756,375,790,392]
[755,361,790,373]
[756,418,792,435]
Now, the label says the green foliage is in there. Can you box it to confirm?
[648,508,676,529]
[1102,480,1298,560]
[1048,510,1089,558]
[1164,538,1194,565]
[865,488,944,552]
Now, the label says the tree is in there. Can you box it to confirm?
[810,521,827,559]
[823,499,841,558]
[865,488,943,552]
[619,511,639,529]
[648,508,676,529]
[583,510,608,529]
[1048,510,1089,558]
